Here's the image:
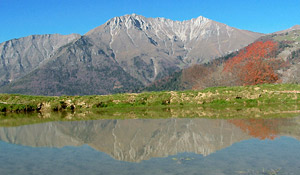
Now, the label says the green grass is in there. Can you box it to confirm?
[1,84,300,126]
[1,84,300,112]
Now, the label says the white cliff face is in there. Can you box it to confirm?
[149,16,211,42]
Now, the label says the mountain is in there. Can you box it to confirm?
[0,34,80,87]
[0,36,143,95]
[145,28,300,91]
[0,14,263,95]
[86,14,262,83]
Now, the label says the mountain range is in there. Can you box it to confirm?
[0,14,263,95]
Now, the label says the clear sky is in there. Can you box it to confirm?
[1,0,299,43]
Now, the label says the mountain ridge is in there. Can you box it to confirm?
[274,25,300,34]
[0,14,264,95]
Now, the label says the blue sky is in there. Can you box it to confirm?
[0,0,299,43]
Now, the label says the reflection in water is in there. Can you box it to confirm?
[229,119,280,140]
[1,117,300,174]
[0,119,252,162]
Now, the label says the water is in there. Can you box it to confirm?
[1,117,300,174]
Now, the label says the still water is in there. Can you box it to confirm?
[1,117,300,175]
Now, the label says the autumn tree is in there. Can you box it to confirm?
[223,40,281,85]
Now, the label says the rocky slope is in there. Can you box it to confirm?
[0,36,143,95]
[0,34,80,87]
[0,14,263,95]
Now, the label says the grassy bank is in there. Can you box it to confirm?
[1,84,300,113]
[1,104,300,127]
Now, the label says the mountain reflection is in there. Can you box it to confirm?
[0,117,300,162]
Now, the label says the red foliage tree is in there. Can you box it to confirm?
[223,40,280,85]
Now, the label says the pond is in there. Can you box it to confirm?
[0,116,300,174]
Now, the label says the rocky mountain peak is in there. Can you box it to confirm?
[106,13,149,31]
[89,14,214,41]
[189,16,211,27]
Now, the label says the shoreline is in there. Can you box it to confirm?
[1,84,300,113]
